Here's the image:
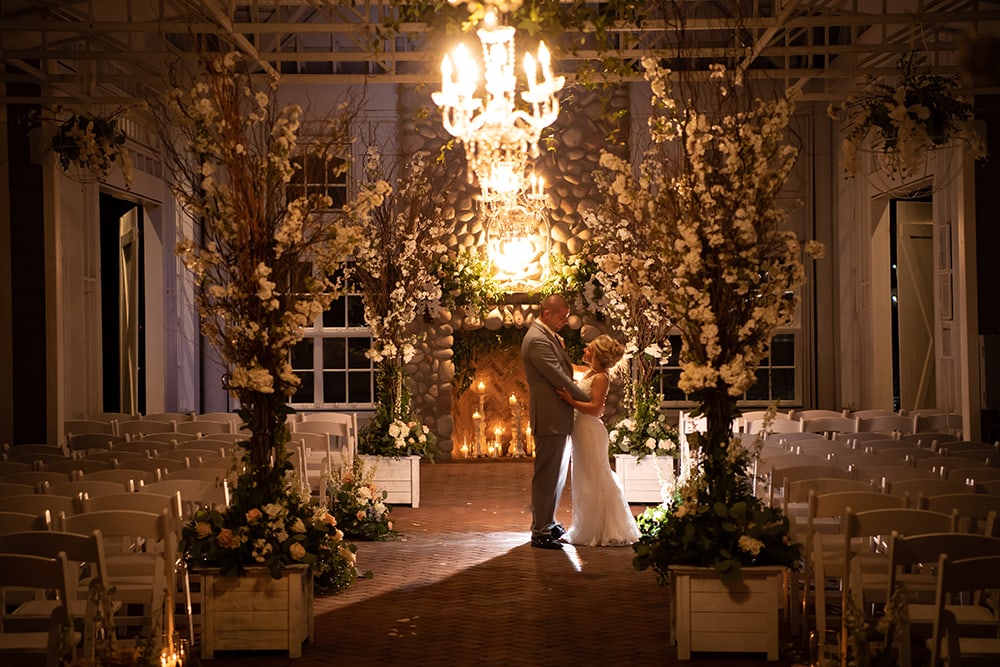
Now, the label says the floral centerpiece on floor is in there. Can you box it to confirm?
[180,449,360,593]
[50,107,134,187]
[156,52,362,588]
[607,385,678,460]
[341,147,459,460]
[360,364,439,460]
[322,456,394,540]
[830,52,986,181]
[591,58,816,584]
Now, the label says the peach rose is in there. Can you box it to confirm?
[289,542,307,561]
[245,508,262,522]
[195,521,212,538]
[216,528,236,548]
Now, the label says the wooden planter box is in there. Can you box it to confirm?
[669,565,783,661]
[198,564,313,659]
[612,453,674,504]
[359,454,421,507]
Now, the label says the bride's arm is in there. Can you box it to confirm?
[556,374,609,417]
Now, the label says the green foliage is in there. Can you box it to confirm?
[608,385,678,459]
[324,457,395,541]
[633,486,801,587]
[437,248,503,317]
[179,447,361,594]
[359,364,438,460]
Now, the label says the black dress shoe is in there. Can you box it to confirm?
[550,524,566,539]
[531,536,564,550]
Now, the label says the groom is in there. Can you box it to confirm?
[521,294,589,550]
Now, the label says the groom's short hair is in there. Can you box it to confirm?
[541,293,567,315]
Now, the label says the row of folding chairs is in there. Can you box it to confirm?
[0,510,179,643]
[741,409,964,440]
[792,492,997,654]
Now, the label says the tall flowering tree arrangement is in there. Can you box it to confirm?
[341,148,457,459]
[158,54,362,584]
[593,59,818,582]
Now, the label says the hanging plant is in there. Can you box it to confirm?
[50,108,133,187]
[830,52,986,181]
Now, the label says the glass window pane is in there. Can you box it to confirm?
[347,337,372,370]
[770,334,795,366]
[665,335,681,365]
[292,371,314,404]
[346,295,366,327]
[348,371,373,404]
[658,369,686,402]
[323,297,345,328]
[772,369,796,401]
[746,370,770,401]
[324,371,346,404]
[290,340,313,369]
[323,338,346,370]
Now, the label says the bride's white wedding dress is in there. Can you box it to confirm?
[563,372,642,547]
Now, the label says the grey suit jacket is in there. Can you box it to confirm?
[520,321,590,436]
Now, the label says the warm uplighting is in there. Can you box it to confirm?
[432,8,563,207]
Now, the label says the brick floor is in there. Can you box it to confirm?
[198,461,802,667]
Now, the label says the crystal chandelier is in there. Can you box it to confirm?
[431,9,564,208]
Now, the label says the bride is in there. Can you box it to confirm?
[556,335,641,547]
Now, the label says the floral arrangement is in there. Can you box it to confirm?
[340,146,459,366]
[359,365,438,460]
[156,53,367,596]
[586,59,816,583]
[437,247,503,317]
[322,456,394,540]
[633,457,801,585]
[608,387,678,459]
[157,52,360,483]
[179,449,361,594]
[830,52,986,180]
[541,247,606,316]
[50,108,134,187]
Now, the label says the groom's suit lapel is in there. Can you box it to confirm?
[535,321,571,371]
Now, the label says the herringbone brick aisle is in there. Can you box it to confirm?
[197,461,798,667]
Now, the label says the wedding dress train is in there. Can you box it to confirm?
[563,374,642,547]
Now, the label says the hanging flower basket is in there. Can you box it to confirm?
[50,109,133,187]
[830,52,986,187]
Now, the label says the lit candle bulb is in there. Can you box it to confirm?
[524,51,538,92]
[477,381,486,394]
[509,394,517,406]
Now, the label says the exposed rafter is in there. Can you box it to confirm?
[1,0,998,105]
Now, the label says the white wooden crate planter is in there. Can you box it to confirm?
[612,454,674,504]
[669,565,783,661]
[359,454,421,507]
[198,564,313,659]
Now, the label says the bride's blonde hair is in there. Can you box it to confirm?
[591,334,626,372]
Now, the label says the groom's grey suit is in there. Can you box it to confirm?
[521,320,590,540]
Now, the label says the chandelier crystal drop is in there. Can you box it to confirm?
[432,9,565,207]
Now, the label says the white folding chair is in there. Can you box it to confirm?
[0,552,77,667]
[927,554,1000,667]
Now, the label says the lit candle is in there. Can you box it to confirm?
[524,52,538,92]
[460,443,469,459]
[477,380,486,394]
[538,41,554,85]
[509,394,517,406]
[473,410,481,420]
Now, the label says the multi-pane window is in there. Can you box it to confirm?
[290,290,375,409]
[652,332,800,406]
[287,152,347,207]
